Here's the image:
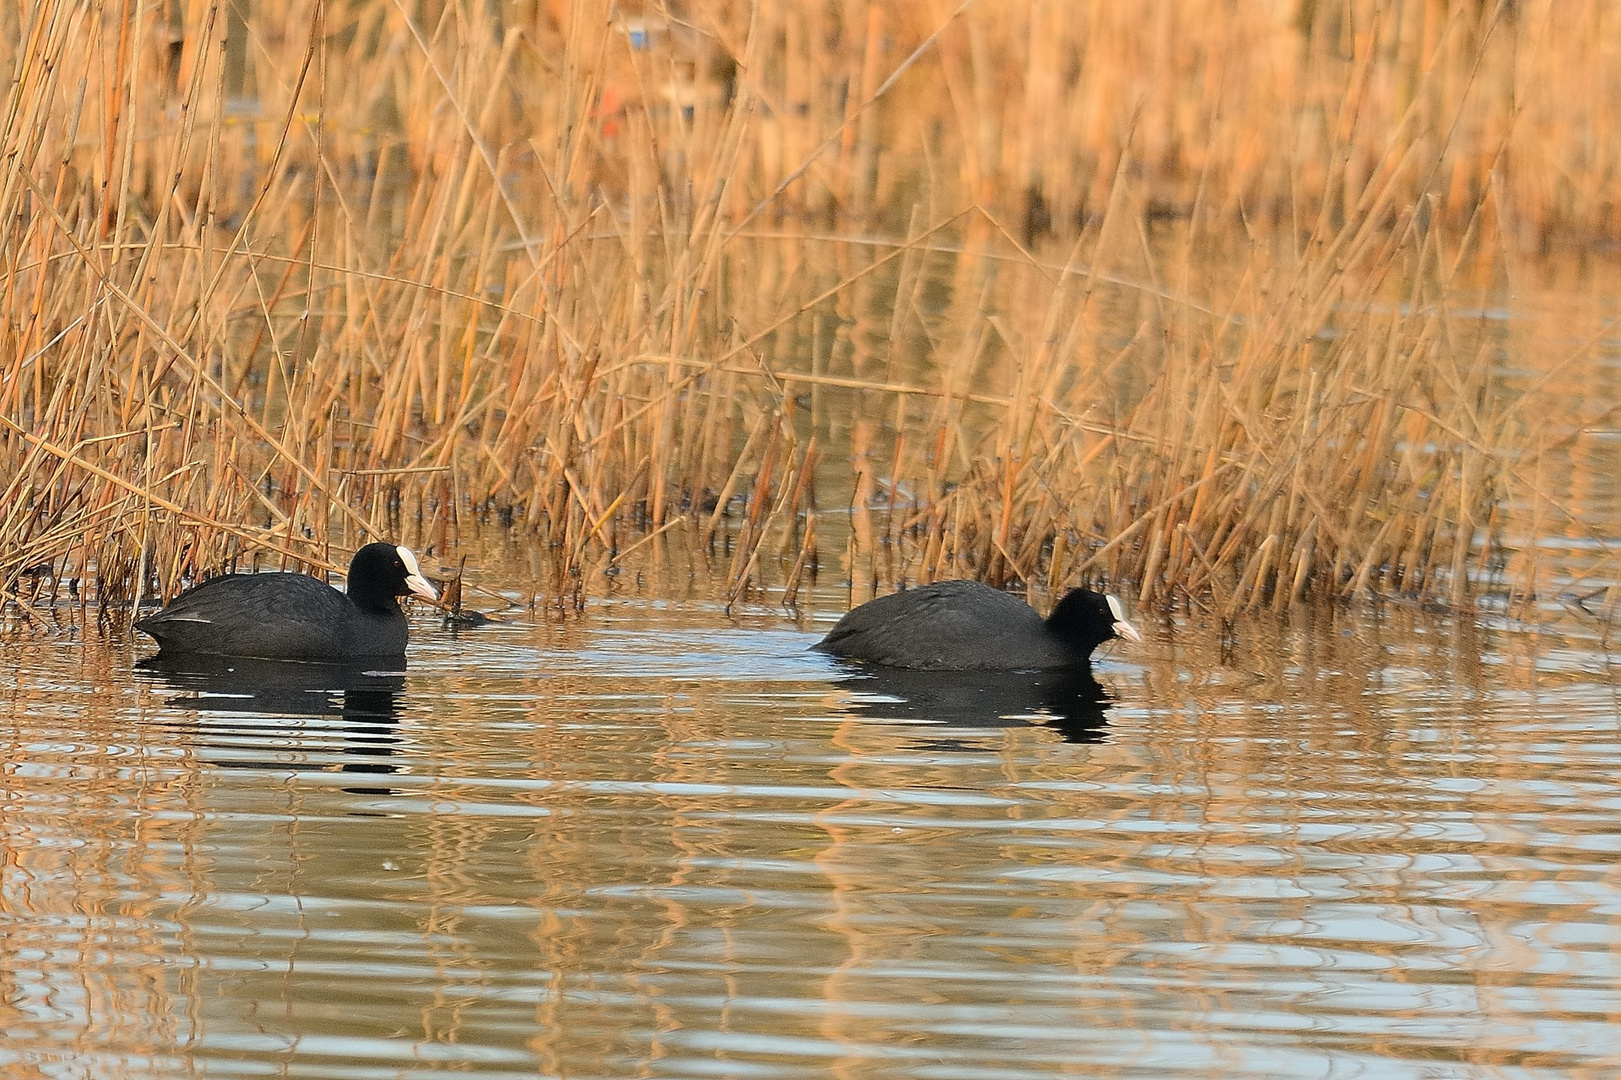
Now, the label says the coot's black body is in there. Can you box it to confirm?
[135,543,438,662]
[814,579,1140,671]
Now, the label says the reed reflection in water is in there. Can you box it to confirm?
[0,591,1619,1078]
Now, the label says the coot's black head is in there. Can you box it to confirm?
[347,543,438,614]
[1043,588,1142,659]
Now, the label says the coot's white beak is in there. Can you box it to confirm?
[1106,594,1143,643]
[397,545,439,603]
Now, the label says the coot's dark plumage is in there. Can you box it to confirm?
[135,543,438,661]
[813,580,1140,671]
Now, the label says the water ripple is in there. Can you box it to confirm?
[2,599,1621,1077]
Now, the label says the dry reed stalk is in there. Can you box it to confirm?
[0,0,1598,625]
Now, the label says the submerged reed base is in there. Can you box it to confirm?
[0,0,1610,628]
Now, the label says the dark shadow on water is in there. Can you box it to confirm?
[135,655,407,791]
[828,663,1117,744]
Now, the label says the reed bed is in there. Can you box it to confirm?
[0,0,1608,620]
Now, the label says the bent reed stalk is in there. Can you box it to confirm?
[0,0,1599,619]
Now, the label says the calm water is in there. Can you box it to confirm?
[3,555,1620,1079]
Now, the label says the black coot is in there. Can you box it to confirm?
[135,542,439,661]
[813,579,1141,671]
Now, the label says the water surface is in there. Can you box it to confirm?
[4,569,1620,1078]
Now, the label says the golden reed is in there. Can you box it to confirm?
[0,0,1607,619]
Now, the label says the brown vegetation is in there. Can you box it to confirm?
[0,0,1612,620]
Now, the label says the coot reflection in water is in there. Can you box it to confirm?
[135,654,407,785]
[827,663,1118,743]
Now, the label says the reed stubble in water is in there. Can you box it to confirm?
[0,0,1603,621]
